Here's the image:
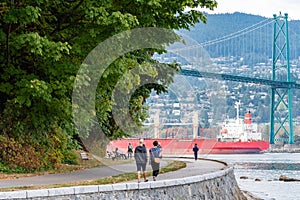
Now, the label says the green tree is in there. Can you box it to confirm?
[0,0,217,170]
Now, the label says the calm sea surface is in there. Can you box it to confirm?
[204,153,300,200]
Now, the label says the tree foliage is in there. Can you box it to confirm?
[0,0,217,170]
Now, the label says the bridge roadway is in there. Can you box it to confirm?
[180,69,300,89]
[0,157,225,190]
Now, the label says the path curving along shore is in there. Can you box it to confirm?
[0,157,253,200]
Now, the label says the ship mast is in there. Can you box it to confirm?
[234,101,241,120]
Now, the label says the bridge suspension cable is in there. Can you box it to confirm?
[168,18,274,52]
[200,18,275,47]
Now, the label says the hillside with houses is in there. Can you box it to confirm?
[146,13,300,142]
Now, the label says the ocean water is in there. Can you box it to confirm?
[204,153,300,200]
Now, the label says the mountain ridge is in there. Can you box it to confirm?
[179,12,300,58]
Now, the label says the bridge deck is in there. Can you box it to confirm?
[180,69,300,89]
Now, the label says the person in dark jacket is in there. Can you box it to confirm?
[149,140,162,181]
[193,143,199,160]
[134,139,148,183]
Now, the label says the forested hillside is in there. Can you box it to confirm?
[180,12,300,59]
[176,12,300,129]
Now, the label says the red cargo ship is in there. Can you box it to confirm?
[107,138,269,155]
[107,102,270,154]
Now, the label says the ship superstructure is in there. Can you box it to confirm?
[218,101,262,142]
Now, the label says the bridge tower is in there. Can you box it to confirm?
[270,13,294,144]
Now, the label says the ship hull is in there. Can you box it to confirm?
[107,138,270,155]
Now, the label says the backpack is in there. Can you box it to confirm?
[150,147,161,163]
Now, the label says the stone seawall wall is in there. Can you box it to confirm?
[0,167,247,200]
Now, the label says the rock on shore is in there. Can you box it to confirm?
[279,175,300,182]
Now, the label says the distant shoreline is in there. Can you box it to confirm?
[263,148,300,153]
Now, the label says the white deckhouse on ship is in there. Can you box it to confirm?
[218,101,262,142]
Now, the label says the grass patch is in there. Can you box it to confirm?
[0,151,103,180]
[0,160,186,192]
[0,151,134,180]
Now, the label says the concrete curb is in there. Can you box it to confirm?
[0,166,233,199]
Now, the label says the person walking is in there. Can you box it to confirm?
[127,143,133,158]
[193,143,199,160]
[134,139,148,183]
[149,140,162,181]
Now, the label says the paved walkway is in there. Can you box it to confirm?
[0,156,226,189]
[125,157,226,183]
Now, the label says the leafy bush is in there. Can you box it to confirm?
[0,135,43,172]
[62,150,78,165]
[0,128,78,173]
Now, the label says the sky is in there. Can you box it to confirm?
[203,0,300,20]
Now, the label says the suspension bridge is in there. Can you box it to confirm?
[155,13,300,145]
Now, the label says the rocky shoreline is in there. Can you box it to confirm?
[263,149,300,153]
[262,144,300,153]
[239,174,300,182]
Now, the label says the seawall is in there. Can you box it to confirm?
[0,166,248,200]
